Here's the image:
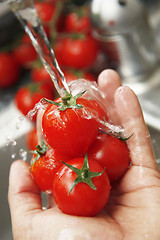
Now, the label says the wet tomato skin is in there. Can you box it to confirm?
[31,147,69,194]
[53,157,111,216]
[77,98,109,123]
[42,97,100,158]
[88,133,131,182]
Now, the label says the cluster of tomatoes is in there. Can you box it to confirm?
[29,89,131,217]
[0,0,101,144]
[0,0,131,216]
[0,0,98,116]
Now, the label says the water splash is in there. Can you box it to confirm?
[19,148,27,161]
[11,153,16,159]
[27,98,48,120]
[6,136,17,159]
[6,137,17,147]
[16,116,25,130]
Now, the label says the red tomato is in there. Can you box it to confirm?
[13,42,37,68]
[35,2,56,23]
[15,82,54,121]
[31,146,69,194]
[65,7,91,33]
[77,97,109,123]
[63,69,96,82]
[65,7,91,32]
[31,65,54,88]
[42,96,100,157]
[53,156,110,216]
[88,133,131,182]
[21,34,32,44]
[26,127,38,150]
[54,34,99,69]
[0,52,19,88]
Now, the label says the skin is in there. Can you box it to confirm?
[8,69,160,240]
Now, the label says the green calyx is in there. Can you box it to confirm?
[99,129,133,141]
[28,82,41,95]
[31,138,49,166]
[70,32,86,40]
[62,154,104,195]
[44,90,86,111]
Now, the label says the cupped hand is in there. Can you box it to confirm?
[8,70,160,240]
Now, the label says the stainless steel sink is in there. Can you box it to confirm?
[0,135,26,240]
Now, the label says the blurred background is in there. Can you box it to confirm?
[0,0,160,239]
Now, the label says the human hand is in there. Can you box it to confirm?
[8,70,160,240]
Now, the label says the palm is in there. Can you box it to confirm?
[32,164,159,240]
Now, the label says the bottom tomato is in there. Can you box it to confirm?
[53,155,111,216]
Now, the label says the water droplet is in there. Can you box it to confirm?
[27,99,48,120]
[6,136,11,146]
[19,149,27,161]
[10,139,17,146]
[42,206,47,211]
[6,137,17,147]
[11,153,16,159]
[157,158,160,164]
[16,116,25,130]
[5,136,18,159]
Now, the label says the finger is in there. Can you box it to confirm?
[98,69,122,124]
[114,86,158,170]
[8,160,42,219]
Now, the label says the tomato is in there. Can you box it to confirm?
[65,7,91,33]
[34,2,56,23]
[12,42,37,68]
[31,144,69,194]
[42,94,100,157]
[0,52,20,88]
[54,34,99,69]
[31,65,54,88]
[15,82,54,121]
[88,133,131,182]
[20,34,32,44]
[53,154,111,216]
[26,127,38,150]
[76,97,109,123]
[63,69,96,82]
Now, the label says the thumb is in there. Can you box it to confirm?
[8,160,42,219]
